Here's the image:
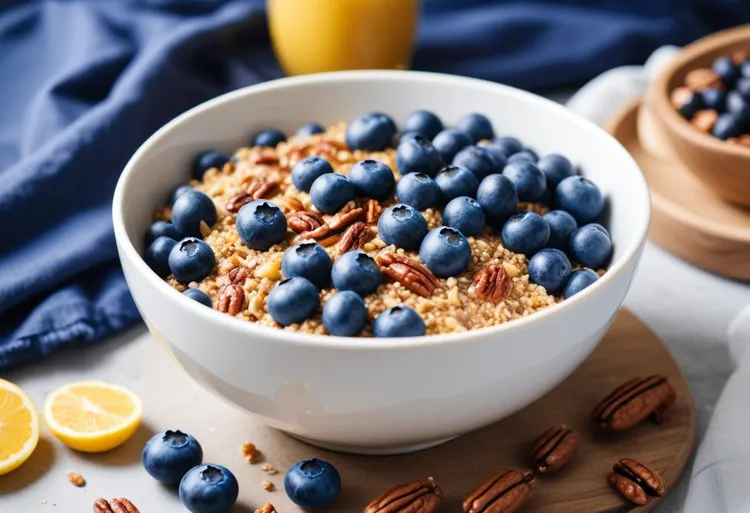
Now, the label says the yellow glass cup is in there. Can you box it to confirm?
[268,0,419,76]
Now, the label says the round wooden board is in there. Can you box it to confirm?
[608,100,750,281]
[235,310,694,512]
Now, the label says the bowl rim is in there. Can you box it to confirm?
[653,23,750,158]
[113,70,650,350]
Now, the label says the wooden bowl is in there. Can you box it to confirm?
[645,24,750,207]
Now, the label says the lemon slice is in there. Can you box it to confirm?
[44,381,142,453]
[0,379,40,475]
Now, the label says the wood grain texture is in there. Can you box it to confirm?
[609,100,750,282]
[236,310,694,512]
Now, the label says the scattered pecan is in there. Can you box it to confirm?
[376,253,440,298]
[241,442,261,463]
[93,498,139,513]
[298,223,333,241]
[228,266,250,284]
[288,211,325,233]
[249,147,280,165]
[68,472,86,487]
[278,196,304,212]
[262,480,275,491]
[472,264,512,302]
[365,199,383,224]
[329,207,364,231]
[670,86,693,109]
[226,192,254,213]
[255,505,277,513]
[691,110,718,133]
[261,463,279,475]
[318,234,341,247]
[685,68,722,92]
[608,458,666,505]
[247,178,278,200]
[364,477,442,513]
[217,284,245,315]
[339,222,368,253]
[463,470,534,513]
[338,200,358,215]
[591,375,677,432]
[531,425,578,474]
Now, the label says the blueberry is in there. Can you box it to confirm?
[146,221,183,246]
[434,165,479,203]
[183,288,212,307]
[142,430,203,485]
[168,238,215,283]
[452,145,503,181]
[284,458,341,509]
[291,156,334,192]
[569,224,612,269]
[543,210,578,249]
[701,87,726,111]
[193,151,229,180]
[331,250,381,296]
[726,91,750,124]
[555,176,604,224]
[503,161,546,202]
[528,248,572,293]
[563,268,600,299]
[507,150,538,164]
[267,277,320,326]
[146,236,177,278]
[419,226,472,278]
[373,306,425,337]
[491,136,524,157]
[377,204,428,250]
[537,154,574,190]
[252,128,286,147]
[396,135,442,176]
[397,131,421,145]
[236,200,288,250]
[395,173,441,211]
[403,110,443,140]
[179,464,238,513]
[501,212,550,256]
[476,174,518,227]
[172,184,194,205]
[737,77,750,97]
[309,173,357,214]
[346,112,397,151]
[456,113,494,143]
[281,242,332,289]
[713,113,742,140]
[442,196,486,236]
[172,191,217,238]
[348,159,395,200]
[678,92,704,120]
[432,128,473,163]
[742,60,750,78]
[297,122,325,136]
[713,56,739,87]
[322,291,368,336]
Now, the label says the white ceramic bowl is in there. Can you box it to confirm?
[113,71,650,455]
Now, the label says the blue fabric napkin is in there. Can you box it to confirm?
[2,0,749,368]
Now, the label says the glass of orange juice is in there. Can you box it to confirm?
[268,0,419,76]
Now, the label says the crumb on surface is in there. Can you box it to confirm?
[241,442,261,463]
[67,472,86,487]
[262,480,275,491]
[261,463,279,475]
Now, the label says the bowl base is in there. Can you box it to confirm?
[284,432,458,455]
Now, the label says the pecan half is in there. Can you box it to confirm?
[691,110,718,133]
[472,264,512,302]
[532,425,577,474]
[226,192,253,213]
[685,68,722,92]
[376,253,440,298]
[228,266,250,284]
[608,458,665,505]
[318,233,341,247]
[329,207,364,231]
[365,199,383,224]
[93,498,139,513]
[218,284,246,315]
[247,178,278,200]
[591,375,676,432]
[249,147,280,165]
[298,223,333,242]
[339,222,368,253]
[364,477,442,513]
[463,470,534,513]
[289,211,325,233]
[255,504,277,513]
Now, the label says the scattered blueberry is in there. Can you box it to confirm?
[168,238,215,283]
[528,248,572,293]
[236,200,288,250]
[309,173,357,214]
[171,184,194,206]
[543,210,578,250]
[457,113,494,143]
[172,190,217,238]
[193,151,229,180]
[297,122,325,136]
[403,110,443,140]
[373,306,426,337]
[442,196,486,236]
[506,150,538,164]
[432,128,473,162]
[252,128,286,147]
[563,268,600,299]
[143,430,203,485]
[395,173,441,211]
[701,87,727,111]
[346,112,397,151]
[348,159,395,200]
[476,174,518,227]
[491,136,524,157]
[322,291,368,336]
[713,113,742,140]
[713,56,739,88]
[179,464,239,513]
[183,288,212,308]
[284,458,341,509]
[146,236,177,278]
[434,165,479,203]
[453,145,503,181]
[555,176,604,224]
[331,250,381,296]
[377,204,428,250]
[502,160,546,202]
[420,226,471,278]
[396,134,442,176]
[267,277,320,326]
[737,77,750,97]
[501,211,550,256]
[726,91,750,123]
[397,131,421,145]
[146,221,183,246]
[282,242,332,289]
[569,223,612,269]
[742,60,750,78]
[537,154,574,190]
[291,156,334,192]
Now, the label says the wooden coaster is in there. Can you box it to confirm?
[608,100,750,281]
[234,310,694,512]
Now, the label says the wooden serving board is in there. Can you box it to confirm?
[233,310,694,512]
[608,100,750,282]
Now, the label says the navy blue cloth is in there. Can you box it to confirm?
[1,0,749,368]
